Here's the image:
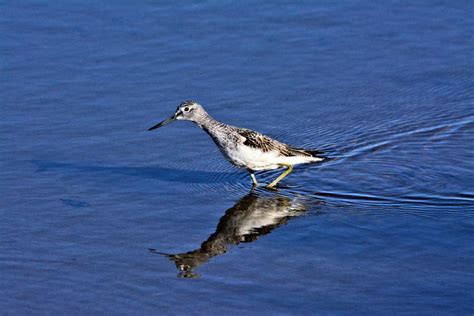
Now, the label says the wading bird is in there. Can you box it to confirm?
[148,101,326,188]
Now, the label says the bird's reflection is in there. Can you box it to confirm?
[151,190,321,278]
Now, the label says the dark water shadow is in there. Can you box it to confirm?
[150,189,323,278]
[31,159,335,188]
[32,160,241,184]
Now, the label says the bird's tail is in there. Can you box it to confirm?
[308,149,329,162]
[290,147,329,161]
[307,149,326,158]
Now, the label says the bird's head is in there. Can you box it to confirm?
[148,100,206,131]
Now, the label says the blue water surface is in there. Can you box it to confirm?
[1,1,473,314]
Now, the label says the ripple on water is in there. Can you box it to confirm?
[274,113,474,220]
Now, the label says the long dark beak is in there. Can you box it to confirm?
[147,115,176,131]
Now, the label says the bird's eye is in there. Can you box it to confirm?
[184,107,189,112]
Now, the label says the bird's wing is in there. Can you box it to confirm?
[237,129,279,152]
[237,129,313,157]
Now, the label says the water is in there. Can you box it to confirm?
[1,1,473,314]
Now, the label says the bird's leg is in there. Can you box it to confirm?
[267,163,293,188]
[249,170,258,187]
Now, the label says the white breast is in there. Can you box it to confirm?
[224,145,321,170]
[224,145,279,170]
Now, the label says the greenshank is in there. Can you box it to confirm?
[148,100,326,188]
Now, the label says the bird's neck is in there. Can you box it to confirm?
[194,111,221,129]
[192,111,227,138]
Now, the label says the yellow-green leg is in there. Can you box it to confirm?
[267,163,293,188]
[250,173,258,186]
